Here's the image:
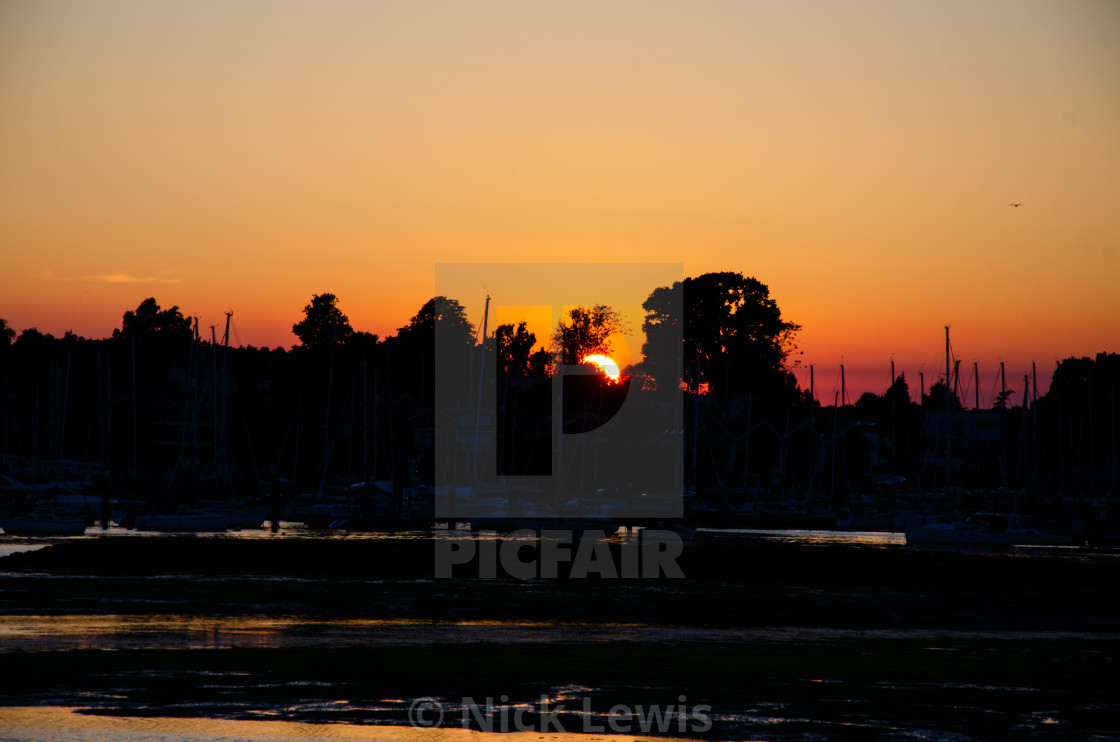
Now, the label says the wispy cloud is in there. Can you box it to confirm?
[91,274,182,284]
[50,272,182,284]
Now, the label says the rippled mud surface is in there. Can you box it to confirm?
[2,534,1118,740]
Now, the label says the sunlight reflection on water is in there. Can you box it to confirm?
[2,613,1117,653]
[696,528,905,545]
[0,706,644,742]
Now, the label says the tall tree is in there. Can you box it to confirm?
[494,322,536,378]
[553,304,625,366]
[292,293,353,351]
[395,296,475,350]
[641,271,800,397]
[0,318,14,347]
[385,296,475,407]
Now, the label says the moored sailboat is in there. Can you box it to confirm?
[0,511,87,536]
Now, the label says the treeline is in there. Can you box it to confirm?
[0,294,475,496]
[1,273,1117,508]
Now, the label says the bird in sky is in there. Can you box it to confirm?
[1009,203,1021,207]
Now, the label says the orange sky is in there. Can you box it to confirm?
[2,0,1118,404]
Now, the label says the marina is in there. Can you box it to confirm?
[4,0,1118,738]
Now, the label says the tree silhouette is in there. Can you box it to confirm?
[383,296,474,408]
[396,296,475,349]
[923,379,962,412]
[292,293,353,351]
[641,271,799,398]
[992,389,1014,410]
[14,327,56,349]
[113,297,191,341]
[528,347,553,377]
[0,318,14,346]
[885,373,911,409]
[553,304,625,366]
[494,322,536,378]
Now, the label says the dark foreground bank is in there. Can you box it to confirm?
[2,535,1119,740]
[2,639,1119,740]
[3,533,1119,631]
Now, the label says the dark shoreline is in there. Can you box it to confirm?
[3,534,1119,740]
[3,638,1118,740]
[3,534,1119,632]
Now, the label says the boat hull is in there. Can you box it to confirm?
[905,526,1012,546]
[133,512,230,531]
[0,514,87,536]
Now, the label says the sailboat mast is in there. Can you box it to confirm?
[1056,361,1064,493]
[131,332,138,477]
[945,326,951,394]
[692,344,701,495]
[890,359,896,480]
[211,325,219,494]
[974,362,980,410]
[808,364,814,500]
[1084,360,1093,488]
[471,295,490,482]
[319,325,336,498]
[223,312,231,493]
[944,326,951,489]
[1021,373,1030,497]
[974,361,980,489]
[1032,362,1039,489]
[362,359,368,487]
[840,363,847,500]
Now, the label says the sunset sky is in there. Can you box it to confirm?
[2,0,1117,404]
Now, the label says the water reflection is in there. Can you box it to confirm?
[696,528,905,546]
[2,613,1117,653]
[0,706,627,742]
[0,543,50,558]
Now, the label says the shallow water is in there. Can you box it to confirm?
[0,706,664,742]
[3,613,1119,653]
[3,530,1118,741]
[0,542,49,559]
[695,528,905,545]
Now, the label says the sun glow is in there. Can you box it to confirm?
[582,354,621,382]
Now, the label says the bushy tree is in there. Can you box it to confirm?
[0,318,14,347]
[553,304,625,366]
[114,297,191,341]
[396,296,475,350]
[494,322,536,378]
[923,379,962,412]
[14,327,55,349]
[292,293,353,351]
[641,271,799,398]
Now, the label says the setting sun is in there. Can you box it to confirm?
[583,354,621,382]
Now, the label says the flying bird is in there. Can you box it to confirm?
[1009,203,1021,207]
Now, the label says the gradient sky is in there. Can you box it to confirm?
[2,0,1117,404]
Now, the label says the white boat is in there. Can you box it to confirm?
[0,512,87,536]
[133,510,230,531]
